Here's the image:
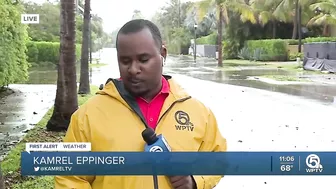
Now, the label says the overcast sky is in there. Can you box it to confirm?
[26,0,199,33]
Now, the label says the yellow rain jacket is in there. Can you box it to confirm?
[55,75,227,189]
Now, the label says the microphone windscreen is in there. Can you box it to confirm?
[141,128,158,145]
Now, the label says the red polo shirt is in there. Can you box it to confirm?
[136,76,170,130]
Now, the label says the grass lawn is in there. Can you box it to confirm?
[222,59,325,75]
[29,62,108,69]
[262,75,310,82]
[1,85,99,189]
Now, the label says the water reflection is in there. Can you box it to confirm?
[23,53,336,105]
[0,85,56,157]
[164,57,336,105]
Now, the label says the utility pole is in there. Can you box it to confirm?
[298,5,302,53]
[194,24,198,64]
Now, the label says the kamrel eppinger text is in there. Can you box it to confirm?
[33,156,125,165]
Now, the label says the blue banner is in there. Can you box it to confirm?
[21,152,336,175]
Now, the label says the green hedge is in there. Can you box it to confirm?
[196,33,217,45]
[304,37,336,43]
[26,41,81,66]
[198,34,336,46]
[239,37,336,61]
[239,39,289,61]
[0,0,30,86]
[283,37,336,45]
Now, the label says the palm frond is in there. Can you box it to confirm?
[193,0,218,22]
[308,13,329,26]
[282,0,294,10]
[310,2,336,13]
[232,2,257,23]
[307,13,323,26]
[259,11,272,25]
[250,0,267,11]
[222,5,229,24]
[314,14,328,25]
[325,15,336,25]
[273,0,288,21]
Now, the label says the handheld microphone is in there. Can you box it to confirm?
[142,128,171,189]
[142,128,171,152]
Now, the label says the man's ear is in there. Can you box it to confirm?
[160,45,167,61]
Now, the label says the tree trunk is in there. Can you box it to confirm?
[217,5,223,67]
[46,0,78,131]
[272,19,276,39]
[292,0,299,39]
[78,0,91,94]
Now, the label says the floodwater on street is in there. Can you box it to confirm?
[164,55,336,106]
[0,48,335,188]
[0,84,56,157]
[0,49,119,157]
[171,74,336,189]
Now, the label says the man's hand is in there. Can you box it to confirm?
[169,176,196,189]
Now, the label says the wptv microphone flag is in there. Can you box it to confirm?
[21,148,336,175]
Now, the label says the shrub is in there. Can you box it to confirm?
[283,39,300,45]
[0,1,29,86]
[237,47,250,60]
[244,39,289,61]
[196,33,217,45]
[289,52,304,60]
[26,42,39,63]
[282,37,336,45]
[304,37,336,43]
[26,41,81,66]
[223,39,241,59]
[34,42,60,63]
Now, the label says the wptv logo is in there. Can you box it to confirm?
[305,154,323,173]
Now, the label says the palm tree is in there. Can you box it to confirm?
[46,0,78,131]
[308,0,336,36]
[248,0,289,38]
[193,0,255,67]
[271,0,317,39]
[78,0,91,94]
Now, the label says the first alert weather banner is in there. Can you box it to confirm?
[21,143,335,175]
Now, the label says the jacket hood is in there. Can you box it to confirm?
[96,75,191,108]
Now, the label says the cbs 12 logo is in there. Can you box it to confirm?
[305,154,323,173]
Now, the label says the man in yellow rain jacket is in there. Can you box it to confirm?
[55,19,227,189]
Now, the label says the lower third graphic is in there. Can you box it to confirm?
[306,154,323,173]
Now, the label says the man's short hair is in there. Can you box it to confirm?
[116,19,162,50]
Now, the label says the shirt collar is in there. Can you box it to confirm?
[160,76,170,94]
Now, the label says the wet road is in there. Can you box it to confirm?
[0,85,56,157]
[164,55,336,106]
[170,74,336,189]
[0,48,335,188]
